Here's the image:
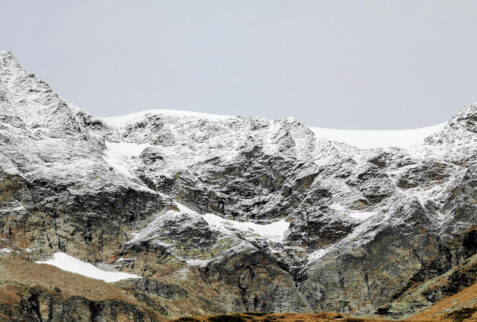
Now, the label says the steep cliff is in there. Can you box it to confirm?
[0,51,475,321]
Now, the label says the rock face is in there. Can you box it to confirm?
[0,51,476,321]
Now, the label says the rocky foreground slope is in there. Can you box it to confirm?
[0,51,475,321]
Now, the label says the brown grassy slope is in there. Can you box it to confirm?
[172,278,477,321]
[0,254,133,302]
[172,312,387,322]
[391,253,477,321]
[1,253,476,321]
[409,282,477,321]
[0,254,164,321]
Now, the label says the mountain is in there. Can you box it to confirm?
[0,51,475,321]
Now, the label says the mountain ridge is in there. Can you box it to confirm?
[0,51,475,321]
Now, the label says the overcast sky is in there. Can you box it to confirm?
[1,1,477,129]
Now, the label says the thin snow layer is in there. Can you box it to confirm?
[347,211,375,221]
[175,202,289,242]
[203,213,290,242]
[308,248,331,262]
[329,204,376,222]
[0,248,13,254]
[305,207,395,266]
[101,109,232,127]
[309,123,446,149]
[36,252,141,283]
[101,108,446,149]
[103,141,149,178]
[186,259,210,267]
[105,141,149,157]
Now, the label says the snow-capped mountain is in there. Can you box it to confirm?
[0,51,475,321]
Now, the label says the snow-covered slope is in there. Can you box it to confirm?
[101,109,232,127]
[101,109,447,149]
[309,123,447,149]
[1,51,476,319]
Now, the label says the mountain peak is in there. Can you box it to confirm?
[0,50,476,320]
[450,103,477,131]
[0,50,15,60]
[0,51,25,76]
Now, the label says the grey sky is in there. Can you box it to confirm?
[1,1,476,129]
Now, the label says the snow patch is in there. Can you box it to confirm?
[174,202,289,242]
[308,248,331,262]
[0,248,13,254]
[36,252,141,283]
[203,213,289,242]
[347,211,375,221]
[105,141,149,157]
[329,204,376,222]
[309,123,446,149]
[103,141,149,178]
[186,259,210,267]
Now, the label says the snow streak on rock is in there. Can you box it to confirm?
[1,51,477,318]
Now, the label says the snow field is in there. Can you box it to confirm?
[36,252,141,283]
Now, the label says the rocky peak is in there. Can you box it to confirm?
[449,102,477,132]
[0,52,475,320]
[423,104,477,163]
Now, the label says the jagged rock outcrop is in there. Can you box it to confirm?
[0,51,476,321]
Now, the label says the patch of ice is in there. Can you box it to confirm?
[36,252,141,283]
[309,123,446,149]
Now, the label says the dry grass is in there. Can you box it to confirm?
[0,254,133,303]
[0,254,165,321]
[172,312,387,322]
[409,282,477,321]
[1,253,476,322]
